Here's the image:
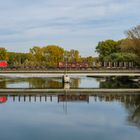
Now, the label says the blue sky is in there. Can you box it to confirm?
[0,0,140,56]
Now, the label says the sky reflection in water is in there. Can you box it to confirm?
[0,76,140,140]
[0,95,140,140]
[0,76,139,89]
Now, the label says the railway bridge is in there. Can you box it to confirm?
[0,70,140,77]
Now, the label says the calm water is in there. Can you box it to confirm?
[0,76,140,140]
[0,76,139,89]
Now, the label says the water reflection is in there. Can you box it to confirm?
[124,95,140,128]
[100,77,140,89]
[0,93,140,140]
[1,93,140,129]
[0,76,140,89]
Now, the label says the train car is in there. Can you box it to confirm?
[0,61,8,68]
[58,62,89,69]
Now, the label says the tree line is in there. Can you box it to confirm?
[0,24,139,69]
[96,24,140,66]
[0,45,95,68]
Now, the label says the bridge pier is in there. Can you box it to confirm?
[63,74,70,83]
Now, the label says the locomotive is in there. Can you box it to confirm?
[0,61,8,68]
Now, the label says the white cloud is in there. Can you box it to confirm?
[0,0,140,56]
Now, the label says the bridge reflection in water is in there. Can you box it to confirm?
[0,93,140,104]
[0,93,140,128]
[0,94,89,103]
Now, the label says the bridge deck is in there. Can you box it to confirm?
[0,70,140,77]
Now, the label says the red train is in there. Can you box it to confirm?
[0,61,8,67]
[0,96,7,103]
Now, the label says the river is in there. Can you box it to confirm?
[0,76,140,140]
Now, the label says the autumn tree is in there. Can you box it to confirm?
[0,48,7,60]
[64,49,80,62]
[29,45,64,67]
[7,52,29,67]
[30,46,45,62]
[42,45,64,67]
[123,25,140,61]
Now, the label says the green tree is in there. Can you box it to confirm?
[96,40,121,61]
[104,52,138,62]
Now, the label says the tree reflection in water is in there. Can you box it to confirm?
[1,93,140,129]
[123,95,140,128]
[99,76,140,89]
[0,77,81,89]
[0,76,140,89]
[0,78,7,88]
[0,76,140,130]
[28,78,62,89]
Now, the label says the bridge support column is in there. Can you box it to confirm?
[109,62,111,68]
[63,75,70,83]
[124,62,127,68]
[93,62,96,67]
[104,62,107,67]
[113,62,116,68]
[129,62,132,68]
[132,62,134,68]
[119,62,122,68]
